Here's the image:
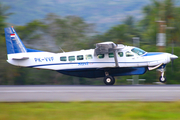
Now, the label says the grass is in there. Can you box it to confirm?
[0,101,180,120]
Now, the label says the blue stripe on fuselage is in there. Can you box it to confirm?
[28,61,151,68]
[143,52,163,56]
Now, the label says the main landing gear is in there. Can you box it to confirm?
[103,72,115,85]
[158,67,167,83]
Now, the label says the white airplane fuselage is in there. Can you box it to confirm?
[7,46,172,71]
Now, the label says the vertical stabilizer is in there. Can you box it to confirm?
[4,27,27,54]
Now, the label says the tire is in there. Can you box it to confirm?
[159,76,167,83]
[103,76,115,85]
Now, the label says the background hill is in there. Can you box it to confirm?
[2,0,151,32]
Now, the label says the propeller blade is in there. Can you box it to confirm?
[171,59,174,71]
[171,40,174,71]
[172,41,174,54]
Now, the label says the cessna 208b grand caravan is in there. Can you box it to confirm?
[5,27,178,85]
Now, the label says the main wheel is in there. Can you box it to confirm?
[159,76,167,83]
[103,76,115,85]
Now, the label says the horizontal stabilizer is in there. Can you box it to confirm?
[7,53,29,60]
[12,57,29,60]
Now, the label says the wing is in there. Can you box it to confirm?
[94,42,124,67]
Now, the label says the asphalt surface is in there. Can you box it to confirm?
[0,85,180,102]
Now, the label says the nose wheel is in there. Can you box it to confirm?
[158,67,167,83]
[159,76,166,83]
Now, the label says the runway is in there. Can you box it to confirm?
[0,85,180,102]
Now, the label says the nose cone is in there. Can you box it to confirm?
[170,54,178,60]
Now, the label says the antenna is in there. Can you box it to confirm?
[59,46,65,53]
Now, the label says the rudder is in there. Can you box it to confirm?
[4,27,27,54]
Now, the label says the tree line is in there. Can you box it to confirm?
[0,0,180,85]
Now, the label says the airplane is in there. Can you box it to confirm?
[4,27,178,85]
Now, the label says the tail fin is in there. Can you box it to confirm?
[4,27,27,54]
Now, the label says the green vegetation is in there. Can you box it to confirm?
[0,102,180,120]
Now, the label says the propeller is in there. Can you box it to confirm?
[171,40,174,71]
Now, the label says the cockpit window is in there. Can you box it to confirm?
[126,51,134,57]
[131,47,146,56]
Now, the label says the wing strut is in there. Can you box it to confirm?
[112,45,119,67]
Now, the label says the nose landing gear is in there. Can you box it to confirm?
[159,76,166,83]
[158,67,167,83]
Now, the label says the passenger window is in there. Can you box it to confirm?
[60,56,67,61]
[68,56,75,61]
[118,52,123,57]
[77,55,84,60]
[126,51,134,57]
[97,54,104,59]
[86,54,93,60]
[108,53,114,58]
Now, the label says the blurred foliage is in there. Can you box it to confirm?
[43,13,95,51]
[91,16,140,45]
[15,13,95,52]
[0,0,180,85]
[138,0,180,45]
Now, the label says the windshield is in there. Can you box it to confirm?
[131,47,146,56]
